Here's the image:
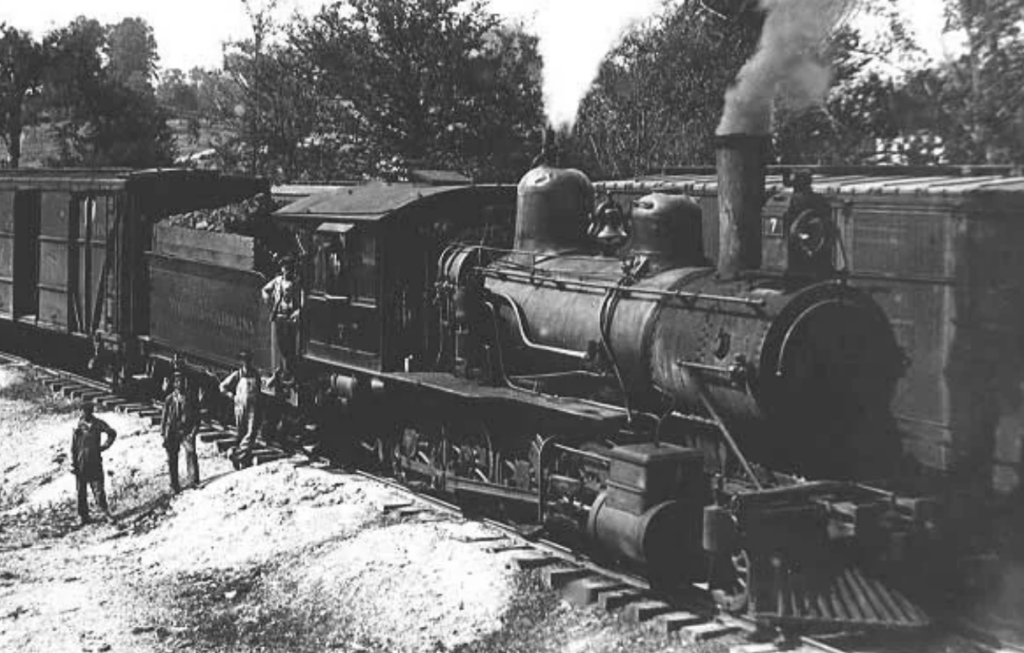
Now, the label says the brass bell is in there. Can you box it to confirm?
[596,221,628,244]
[593,198,628,246]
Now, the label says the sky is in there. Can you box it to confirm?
[0,0,955,73]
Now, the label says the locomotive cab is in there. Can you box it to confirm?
[306,221,382,361]
[273,182,517,382]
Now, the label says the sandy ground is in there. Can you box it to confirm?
[0,363,743,653]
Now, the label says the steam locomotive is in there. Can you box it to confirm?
[267,135,934,629]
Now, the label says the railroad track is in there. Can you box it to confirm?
[1,349,1018,653]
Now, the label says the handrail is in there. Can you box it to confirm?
[481,266,767,309]
[488,291,589,361]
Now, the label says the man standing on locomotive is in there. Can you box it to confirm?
[261,257,303,383]
[219,351,261,469]
[162,373,200,492]
[70,401,117,525]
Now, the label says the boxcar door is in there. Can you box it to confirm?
[71,194,121,336]
[0,190,14,318]
[37,191,72,330]
[12,191,40,320]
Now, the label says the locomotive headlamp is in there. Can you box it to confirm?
[789,209,830,258]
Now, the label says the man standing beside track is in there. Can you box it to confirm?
[219,351,261,469]
[162,373,200,492]
[70,401,117,525]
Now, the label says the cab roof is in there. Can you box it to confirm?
[272,181,513,224]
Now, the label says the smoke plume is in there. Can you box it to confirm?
[717,0,854,135]
[534,0,662,131]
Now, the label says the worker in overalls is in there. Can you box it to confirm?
[71,401,117,524]
[261,257,303,383]
[162,373,200,491]
[219,351,261,469]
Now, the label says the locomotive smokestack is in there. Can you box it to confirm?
[716,134,769,279]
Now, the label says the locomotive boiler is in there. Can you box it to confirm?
[442,135,903,475]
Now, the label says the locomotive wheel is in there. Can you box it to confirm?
[710,548,751,614]
[372,434,397,475]
[447,418,497,484]
[395,422,445,488]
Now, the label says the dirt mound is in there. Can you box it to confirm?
[129,462,410,571]
[296,520,517,652]
[120,465,523,652]
[0,364,743,653]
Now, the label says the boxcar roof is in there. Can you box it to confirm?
[0,167,261,192]
[600,170,1024,200]
[273,181,513,223]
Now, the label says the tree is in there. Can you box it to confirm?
[85,78,174,166]
[156,68,199,115]
[37,16,173,167]
[189,66,245,123]
[841,0,1024,165]
[39,17,107,163]
[566,0,762,177]
[772,24,907,164]
[0,25,44,168]
[222,39,347,180]
[288,0,543,180]
[238,0,280,175]
[106,17,159,93]
[933,0,1024,162]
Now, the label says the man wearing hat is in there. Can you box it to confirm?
[162,372,200,492]
[261,257,303,381]
[219,351,262,468]
[70,401,117,524]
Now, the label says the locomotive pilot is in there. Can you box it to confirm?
[162,373,200,492]
[219,351,262,469]
[70,401,117,524]
[261,257,303,382]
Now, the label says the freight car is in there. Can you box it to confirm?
[269,136,937,629]
[0,168,267,383]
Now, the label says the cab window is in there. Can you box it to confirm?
[313,223,377,306]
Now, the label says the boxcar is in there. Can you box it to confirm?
[0,168,267,371]
[601,169,1024,496]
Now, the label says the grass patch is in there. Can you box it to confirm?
[0,497,82,541]
[158,564,357,653]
